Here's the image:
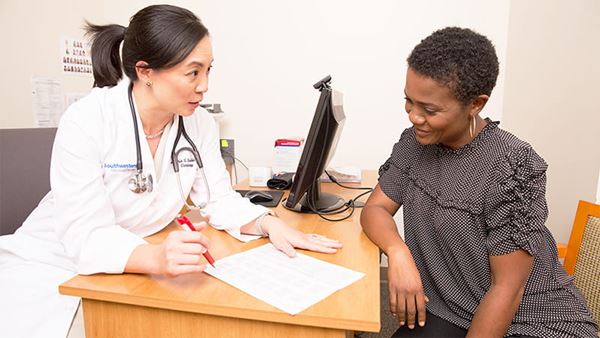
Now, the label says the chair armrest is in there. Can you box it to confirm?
[557,242,568,259]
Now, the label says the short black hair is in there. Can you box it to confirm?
[407,27,499,105]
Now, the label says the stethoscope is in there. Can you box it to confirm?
[127,82,211,209]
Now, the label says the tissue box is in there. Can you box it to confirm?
[272,138,304,174]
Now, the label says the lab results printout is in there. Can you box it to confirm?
[204,244,364,315]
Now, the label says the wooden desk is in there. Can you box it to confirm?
[60,171,380,338]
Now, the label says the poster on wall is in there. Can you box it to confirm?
[32,77,64,127]
[60,36,92,76]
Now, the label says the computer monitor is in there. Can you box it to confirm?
[284,75,346,213]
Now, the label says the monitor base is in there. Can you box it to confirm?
[283,192,346,213]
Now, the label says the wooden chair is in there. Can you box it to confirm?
[558,200,600,324]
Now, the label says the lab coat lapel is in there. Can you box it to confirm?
[159,116,179,183]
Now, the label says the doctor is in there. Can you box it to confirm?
[0,4,342,338]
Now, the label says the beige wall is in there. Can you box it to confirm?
[503,0,600,243]
[1,1,598,243]
[0,0,510,172]
[0,1,101,127]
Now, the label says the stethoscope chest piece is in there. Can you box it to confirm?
[126,82,208,208]
[128,170,153,193]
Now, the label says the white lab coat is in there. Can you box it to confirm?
[0,79,267,338]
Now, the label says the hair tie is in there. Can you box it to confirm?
[123,27,128,37]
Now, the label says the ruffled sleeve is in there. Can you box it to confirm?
[378,128,416,205]
[485,146,549,256]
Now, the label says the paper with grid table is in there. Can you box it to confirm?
[204,243,364,315]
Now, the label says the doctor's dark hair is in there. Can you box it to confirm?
[407,27,499,106]
[85,4,209,88]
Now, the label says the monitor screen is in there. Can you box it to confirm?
[284,76,346,213]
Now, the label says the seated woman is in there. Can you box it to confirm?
[0,5,342,338]
[361,27,597,338]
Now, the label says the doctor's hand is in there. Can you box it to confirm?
[261,216,343,257]
[387,245,429,330]
[154,221,211,277]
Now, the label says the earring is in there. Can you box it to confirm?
[469,116,477,138]
[145,81,152,87]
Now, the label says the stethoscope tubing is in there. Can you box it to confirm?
[128,83,145,177]
[127,82,210,208]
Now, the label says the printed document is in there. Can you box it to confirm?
[204,244,364,315]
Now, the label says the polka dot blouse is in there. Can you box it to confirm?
[378,120,598,337]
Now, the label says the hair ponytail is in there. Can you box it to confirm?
[84,22,126,88]
[84,5,208,88]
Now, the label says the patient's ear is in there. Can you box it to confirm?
[470,95,489,115]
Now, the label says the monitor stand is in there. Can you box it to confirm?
[284,178,346,213]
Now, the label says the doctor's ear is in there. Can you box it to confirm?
[135,61,153,84]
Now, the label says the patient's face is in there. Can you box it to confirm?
[403,68,471,149]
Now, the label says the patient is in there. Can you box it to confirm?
[361,27,598,337]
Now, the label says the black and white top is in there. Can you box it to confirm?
[378,120,598,337]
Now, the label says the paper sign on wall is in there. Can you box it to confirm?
[32,77,64,127]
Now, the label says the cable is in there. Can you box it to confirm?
[217,141,372,221]
[324,169,373,209]
[221,152,237,184]
[231,153,249,172]
[324,170,373,193]
[302,170,374,222]
[221,149,249,185]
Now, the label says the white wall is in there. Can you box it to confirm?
[597,169,600,204]
[195,1,510,170]
[0,0,510,173]
[2,1,598,244]
[503,0,600,243]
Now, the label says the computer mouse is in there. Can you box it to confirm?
[244,190,274,203]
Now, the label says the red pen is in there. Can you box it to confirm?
[175,214,216,268]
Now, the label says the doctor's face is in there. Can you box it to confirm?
[149,36,213,116]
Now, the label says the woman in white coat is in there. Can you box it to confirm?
[0,5,342,338]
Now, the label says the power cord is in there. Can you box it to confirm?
[221,149,373,222]
[221,149,249,185]
[305,170,374,222]
[324,170,373,195]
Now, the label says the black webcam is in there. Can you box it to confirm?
[313,75,332,91]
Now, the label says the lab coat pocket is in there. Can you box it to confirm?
[102,165,138,195]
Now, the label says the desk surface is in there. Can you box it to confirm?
[60,171,380,333]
